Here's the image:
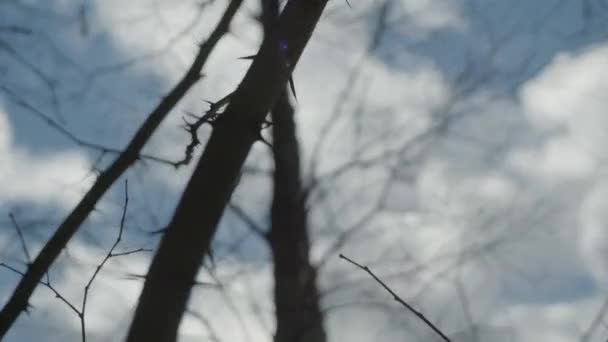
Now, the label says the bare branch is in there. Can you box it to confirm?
[339,254,451,342]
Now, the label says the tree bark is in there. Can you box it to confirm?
[0,0,242,338]
[261,0,326,340]
[270,91,326,342]
[126,0,328,341]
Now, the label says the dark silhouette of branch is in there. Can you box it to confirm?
[126,0,329,339]
[339,254,451,342]
[269,87,326,342]
[0,0,243,336]
[263,1,326,336]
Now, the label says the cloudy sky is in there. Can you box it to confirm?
[1,0,608,341]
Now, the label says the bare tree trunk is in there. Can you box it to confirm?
[259,1,325,340]
[0,1,242,337]
[270,91,326,342]
[126,1,328,341]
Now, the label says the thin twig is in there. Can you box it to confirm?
[339,254,451,342]
[186,309,222,342]
[9,214,31,264]
[1,181,149,342]
[79,180,129,342]
[227,202,268,240]
[0,85,178,167]
[581,295,608,342]
[0,264,78,315]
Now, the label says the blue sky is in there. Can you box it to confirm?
[2,0,608,341]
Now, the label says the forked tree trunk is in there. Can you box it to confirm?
[126,1,328,341]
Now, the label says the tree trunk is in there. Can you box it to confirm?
[270,91,326,342]
[0,1,242,337]
[126,1,328,340]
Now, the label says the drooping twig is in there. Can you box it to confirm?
[339,254,451,342]
[8,214,31,264]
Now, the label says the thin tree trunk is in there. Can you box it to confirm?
[0,0,242,337]
[270,91,326,342]
[126,1,329,340]
[261,0,326,340]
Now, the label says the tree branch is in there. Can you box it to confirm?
[340,254,451,342]
[0,0,243,336]
[126,0,330,340]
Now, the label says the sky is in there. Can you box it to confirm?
[1,0,608,341]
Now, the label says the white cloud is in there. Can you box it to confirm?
[512,43,608,183]
[0,109,92,207]
[398,0,468,34]
[521,44,608,130]
[491,297,604,342]
[516,43,608,290]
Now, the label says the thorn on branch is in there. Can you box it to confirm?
[288,77,297,101]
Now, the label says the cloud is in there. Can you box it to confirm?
[518,43,608,289]
[518,43,608,181]
[398,0,468,34]
[0,108,92,208]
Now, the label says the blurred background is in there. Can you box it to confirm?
[1,0,608,341]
